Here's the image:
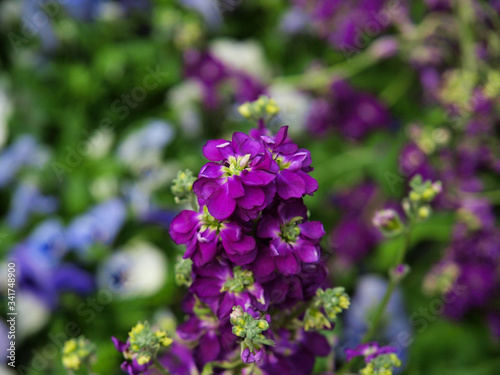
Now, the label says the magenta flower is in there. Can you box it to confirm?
[189,260,266,318]
[261,126,318,200]
[111,337,152,375]
[169,206,256,266]
[193,132,278,220]
[345,342,397,363]
[241,347,264,364]
[257,199,325,275]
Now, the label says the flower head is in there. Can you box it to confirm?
[257,199,324,275]
[193,131,278,220]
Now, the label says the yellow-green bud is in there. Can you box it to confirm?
[137,355,151,365]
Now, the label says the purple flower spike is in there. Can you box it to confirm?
[241,347,264,364]
[257,199,325,275]
[193,132,278,220]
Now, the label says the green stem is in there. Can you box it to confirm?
[153,357,170,375]
[273,52,377,91]
[338,226,413,375]
[455,0,477,74]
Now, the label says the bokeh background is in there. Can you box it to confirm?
[1,0,500,374]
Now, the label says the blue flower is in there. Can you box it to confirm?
[66,198,126,252]
[7,182,58,229]
[0,136,45,188]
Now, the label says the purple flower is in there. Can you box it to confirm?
[241,347,264,364]
[260,329,330,375]
[331,218,379,264]
[295,0,405,52]
[184,50,228,109]
[398,143,435,180]
[306,80,391,140]
[345,342,396,363]
[169,206,257,266]
[257,199,324,275]
[193,132,277,220]
[177,312,236,367]
[261,126,318,200]
[189,260,266,318]
[112,337,153,375]
[154,342,198,375]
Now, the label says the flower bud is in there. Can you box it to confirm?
[372,209,404,237]
[62,336,96,371]
[171,169,197,204]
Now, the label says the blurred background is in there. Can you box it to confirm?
[0,0,499,374]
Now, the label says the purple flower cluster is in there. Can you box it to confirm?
[293,0,407,51]
[184,49,266,109]
[306,79,391,140]
[330,182,382,265]
[169,125,331,372]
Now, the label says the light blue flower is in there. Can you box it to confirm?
[0,136,39,188]
[66,198,126,252]
[116,120,174,168]
[7,182,58,229]
[25,218,67,266]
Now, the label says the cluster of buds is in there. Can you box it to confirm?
[372,209,404,238]
[304,287,350,331]
[238,95,280,122]
[221,266,254,293]
[230,306,275,364]
[171,169,197,205]
[423,261,460,296]
[373,175,442,238]
[389,264,410,283]
[360,353,402,375]
[128,322,172,365]
[403,175,442,222]
[174,256,193,287]
[62,336,96,372]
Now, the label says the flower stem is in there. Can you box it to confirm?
[338,226,413,374]
[273,51,377,91]
[153,357,170,375]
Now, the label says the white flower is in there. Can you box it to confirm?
[98,241,167,299]
[210,39,270,79]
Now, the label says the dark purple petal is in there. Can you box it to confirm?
[227,176,245,198]
[276,170,306,199]
[299,221,325,239]
[294,240,319,263]
[276,253,300,275]
[203,139,229,161]
[112,337,129,353]
[297,170,318,195]
[199,163,224,178]
[243,169,276,186]
[237,185,266,209]
[207,182,236,220]
[198,331,221,364]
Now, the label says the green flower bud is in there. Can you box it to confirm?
[175,256,193,287]
[62,336,96,371]
[171,169,197,204]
